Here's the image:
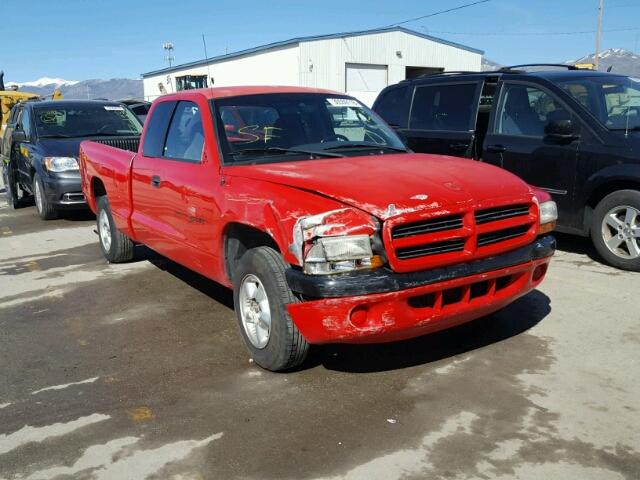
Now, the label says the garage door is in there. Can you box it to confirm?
[345,63,388,106]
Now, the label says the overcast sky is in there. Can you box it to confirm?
[4,0,639,82]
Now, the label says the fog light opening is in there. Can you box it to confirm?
[532,263,548,282]
[349,306,368,327]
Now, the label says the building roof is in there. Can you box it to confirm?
[141,26,484,78]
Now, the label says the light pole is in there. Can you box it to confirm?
[594,0,604,70]
[163,42,175,68]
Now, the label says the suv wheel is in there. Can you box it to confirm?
[233,247,309,371]
[591,189,640,271]
[2,164,21,209]
[33,173,58,220]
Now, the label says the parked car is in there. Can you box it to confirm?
[373,66,640,271]
[1,99,142,219]
[79,86,557,371]
[119,99,152,124]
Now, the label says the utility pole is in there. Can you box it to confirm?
[594,0,604,70]
[163,42,175,68]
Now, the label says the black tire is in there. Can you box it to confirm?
[96,196,135,263]
[233,247,309,371]
[33,173,58,220]
[591,189,640,272]
[2,164,21,209]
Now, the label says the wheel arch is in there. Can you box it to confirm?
[223,222,282,284]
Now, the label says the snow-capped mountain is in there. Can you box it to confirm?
[568,48,640,76]
[7,77,79,88]
[5,78,143,101]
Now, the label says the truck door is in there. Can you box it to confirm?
[153,99,220,273]
[483,81,579,224]
[404,81,482,157]
[130,100,176,249]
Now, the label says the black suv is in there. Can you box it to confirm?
[2,100,141,220]
[373,65,640,271]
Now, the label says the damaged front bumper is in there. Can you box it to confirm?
[285,235,555,344]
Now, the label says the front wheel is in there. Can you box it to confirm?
[33,173,58,220]
[233,247,309,371]
[591,189,640,271]
[96,196,135,263]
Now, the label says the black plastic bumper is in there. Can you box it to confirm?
[42,175,86,207]
[286,235,556,299]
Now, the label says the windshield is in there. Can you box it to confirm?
[212,93,407,164]
[34,104,143,138]
[554,75,640,131]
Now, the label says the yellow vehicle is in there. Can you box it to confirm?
[0,71,61,137]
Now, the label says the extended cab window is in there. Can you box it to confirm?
[163,101,204,162]
[409,83,478,131]
[495,84,571,137]
[142,101,175,157]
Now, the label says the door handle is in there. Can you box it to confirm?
[486,144,506,153]
[449,143,469,152]
[151,175,161,187]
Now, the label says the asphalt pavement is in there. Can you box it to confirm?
[0,194,638,480]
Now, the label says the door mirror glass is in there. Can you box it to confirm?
[545,119,577,139]
[12,129,27,143]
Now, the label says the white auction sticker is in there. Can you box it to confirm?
[326,98,361,107]
[104,106,125,111]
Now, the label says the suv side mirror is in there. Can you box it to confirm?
[12,129,27,143]
[545,119,578,140]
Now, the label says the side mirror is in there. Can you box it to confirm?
[12,129,27,143]
[545,119,578,140]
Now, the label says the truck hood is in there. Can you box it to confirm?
[37,138,85,158]
[224,153,533,219]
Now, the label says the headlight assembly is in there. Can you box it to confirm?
[538,200,558,234]
[44,157,79,172]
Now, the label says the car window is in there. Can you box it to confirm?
[163,101,204,162]
[495,84,570,137]
[409,83,478,131]
[554,76,640,131]
[374,86,411,128]
[142,101,175,157]
[19,108,33,138]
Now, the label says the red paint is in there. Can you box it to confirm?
[80,86,554,345]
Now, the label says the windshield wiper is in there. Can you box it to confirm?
[232,147,344,158]
[322,143,408,153]
[38,134,72,138]
[609,126,640,131]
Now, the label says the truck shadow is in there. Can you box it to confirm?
[305,290,551,373]
[134,245,234,309]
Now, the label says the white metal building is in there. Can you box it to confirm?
[141,27,483,105]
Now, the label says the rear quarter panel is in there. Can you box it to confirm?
[79,141,137,236]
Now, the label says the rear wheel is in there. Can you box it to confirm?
[96,196,135,263]
[591,189,640,271]
[233,247,309,371]
[2,164,21,209]
[33,173,58,220]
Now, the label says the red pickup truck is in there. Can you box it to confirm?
[79,86,557,371]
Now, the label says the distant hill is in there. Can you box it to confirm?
[481,58,503,72]
[6,77,143,101]
[568,48,640,76]
[482,48,640,76]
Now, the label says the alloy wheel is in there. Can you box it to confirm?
[601,205,640,259]
[239,274,271,349]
